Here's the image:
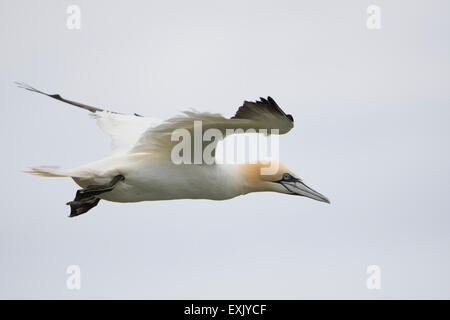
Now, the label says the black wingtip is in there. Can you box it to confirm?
[267,96,276,105]
[15,81,29,89]
[15,82,42,94]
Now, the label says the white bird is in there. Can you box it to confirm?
[18,83,330,217]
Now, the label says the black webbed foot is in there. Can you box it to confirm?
[67,197,101,217]
[66,175,124,218]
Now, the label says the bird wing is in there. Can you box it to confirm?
[130,97,294,157]
[16,82,162,155]
[90,112,162,155]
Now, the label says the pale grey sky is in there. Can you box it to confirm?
[0,0,449,299]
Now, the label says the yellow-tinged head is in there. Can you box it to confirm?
[237,161,330,203]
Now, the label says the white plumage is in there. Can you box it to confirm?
[90,111,163,155]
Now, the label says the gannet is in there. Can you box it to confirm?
[17,83,330,217]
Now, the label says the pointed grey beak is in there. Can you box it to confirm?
[282,179,330,204]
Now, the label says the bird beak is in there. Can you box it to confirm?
[281,179,330,204]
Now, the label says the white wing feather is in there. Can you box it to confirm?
[90,111,163,155]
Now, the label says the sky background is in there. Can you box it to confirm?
[0,0,449,299]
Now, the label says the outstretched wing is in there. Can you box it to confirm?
[16,82,162,155]
[130,96,294,158]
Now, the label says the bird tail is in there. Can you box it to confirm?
[24,166,92,178]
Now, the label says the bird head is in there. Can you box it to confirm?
[237,161,330,203]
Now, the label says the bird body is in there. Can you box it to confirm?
[71,153,244,202]
[18,82,330,217]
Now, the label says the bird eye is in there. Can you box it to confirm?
[283,173,292,181]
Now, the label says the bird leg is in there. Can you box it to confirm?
[66,175,124,217]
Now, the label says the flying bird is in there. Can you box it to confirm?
[17,82,330,217]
